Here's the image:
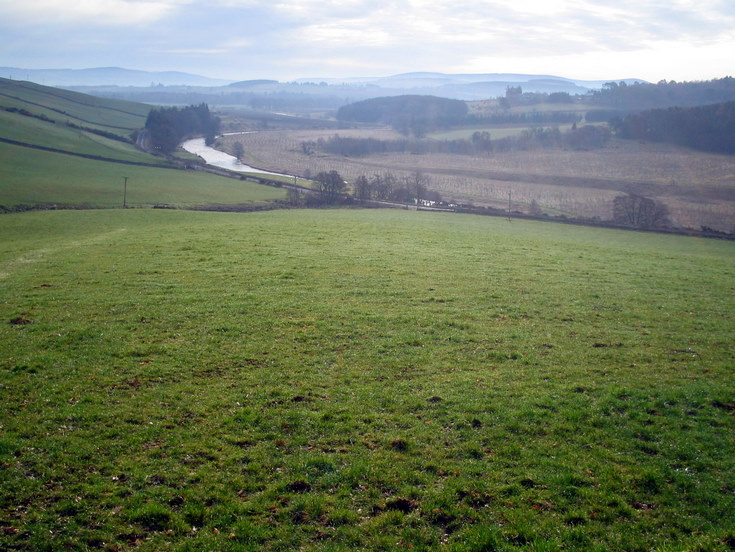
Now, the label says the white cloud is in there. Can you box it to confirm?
[0,0,187,26]
[0,0,733,81]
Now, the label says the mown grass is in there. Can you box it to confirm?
[0,142,286,208]
[0,208,733,551]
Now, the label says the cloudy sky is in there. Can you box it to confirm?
[1,0,733,82]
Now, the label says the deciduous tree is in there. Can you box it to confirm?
[612,194,670,228]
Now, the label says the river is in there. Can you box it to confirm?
[180,134,291,178]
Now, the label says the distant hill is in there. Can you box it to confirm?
[293,72,647,99]
[0,67,646,97]
[61,71,649,111]
[0,67,233,87]
[228,80,280,88]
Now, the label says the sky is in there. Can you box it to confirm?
[0,0,733,83]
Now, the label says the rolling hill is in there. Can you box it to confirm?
[0,78,286,209]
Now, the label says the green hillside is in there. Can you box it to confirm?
[0,77,171,166]
[0,209,733,551]
[0,78,286,208]
[0,77,149,135]
[0,141,285,208]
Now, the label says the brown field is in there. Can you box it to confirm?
[220,128,735,231]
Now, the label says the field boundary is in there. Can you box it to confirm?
[1,80,146,118]
[0,92,140,131]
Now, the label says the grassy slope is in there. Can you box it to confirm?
[0,78,287,208]
[0,110,166,165]
[0,78,172,168]
[0,141,285,208]
[0,77,149,134]
[0,209,732,551]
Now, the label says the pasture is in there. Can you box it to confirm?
[0,77,149,137]
[1,208,733,551]
[0,142,286,209]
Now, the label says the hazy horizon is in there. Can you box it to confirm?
[0,1,733,84]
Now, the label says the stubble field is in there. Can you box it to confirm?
[221,129,735,231]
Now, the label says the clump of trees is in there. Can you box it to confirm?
[336,95,468,136]
[299,169,443,206]
[611,101,735,154]
[351,171,441,205]
[612,193,670,229]
[145,103,220,153]
[314,170,347,204]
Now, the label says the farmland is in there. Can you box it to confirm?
[219,127,735,231]
[0,77,734,551]
[1,208,733,551]
[0,78,286,209]
[0,141,285,209]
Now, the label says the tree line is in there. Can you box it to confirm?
[144,103,220,153]
[587,77,735,111]
[289,170,442,207]
[303,124,611,158]
[612,101,735,154]
[292,169,674,231]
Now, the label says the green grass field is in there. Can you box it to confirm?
[0,111,169,166]
[1,208,733,551]
[0,142,286,209]
[0,78,149,135]
[0,78,170,169]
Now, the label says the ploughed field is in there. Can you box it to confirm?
[0,209,733,551]
[221,129,735,232]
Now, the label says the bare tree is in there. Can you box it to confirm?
[405,170,430,205]
[370,172,396,201]
[315,170,346,204]
[613,193,670,228]
[286,188,303,206]
[353,175,371,200]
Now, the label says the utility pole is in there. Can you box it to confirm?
[123,176,128,208]
[507,190,512,221]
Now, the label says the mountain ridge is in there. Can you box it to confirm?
[2,66,646,94]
